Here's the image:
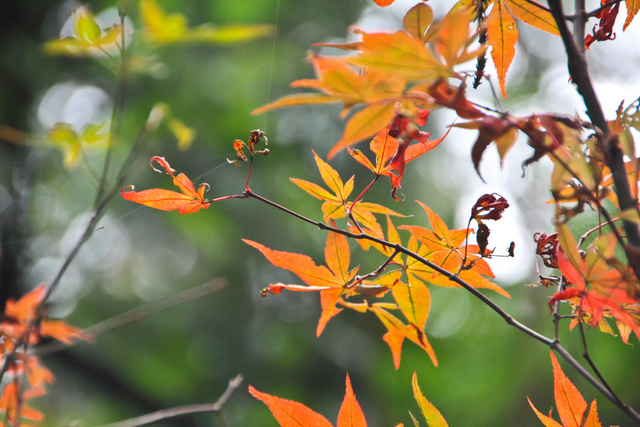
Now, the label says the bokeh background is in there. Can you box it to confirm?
[1,0,639,425]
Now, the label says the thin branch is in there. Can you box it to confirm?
[97,374,244,427]
[36,279,226,357]
[577,318,625,407]
[578,218,620,247]
[39,109,158,306]
[242,188,640,423]
[552,277,565,341]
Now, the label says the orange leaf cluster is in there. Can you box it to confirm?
[247,154,509,368]
[0,285,90,424]
[552,245,640,344]
[249,374,366,427]
[250,371,449,427]
[252,2,488,157]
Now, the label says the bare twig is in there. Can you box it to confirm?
[350,247,401,289]
[36,279,226,357]
[96,374,244,427]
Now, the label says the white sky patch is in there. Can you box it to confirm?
[454,187,535,284]
[37,82,111,131]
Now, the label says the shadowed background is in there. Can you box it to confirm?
[0,0,638,425]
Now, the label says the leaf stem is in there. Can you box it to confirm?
[350,247,401,289]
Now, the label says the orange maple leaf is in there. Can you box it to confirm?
[121,156,210,214]
[2,284,91,348]
[529,352,603,427]
[487,0,519,98]
[291,150,405,232]
[371,303,437,368]
[40,319,91,344]
[244,224,358,336]
[249,384,333,427]
[249,374,367,427]
[4,284,46,326]
[556,248,640,343]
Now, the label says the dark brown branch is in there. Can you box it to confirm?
[97,374,243,427]
[547,0,640,280]
[577,318,625,408]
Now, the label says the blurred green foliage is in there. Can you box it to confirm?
[0,1,638,426]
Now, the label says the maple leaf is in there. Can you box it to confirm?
[470,193,510,223]
[503,0,559,35]
[249,374,367,427]
[484,0,560,97]
[371,303,437,368]
[403,3,434,41]
[140,0,271,45]
[249,385,333,427]
[121,156,210,214]
[42,7,122,57]
[244,224,359,336]
[428,80,485,119]
[337,375,368,427]
[253,54,406,158]
[45,122,109,167]
[291,151,405,227]
[454,115,520,181]
[40,319,91,344]
[625,0,640,29]
[347,30,450,83]
[432,1,485,68]
[393,274,431,332]
[2,285,91,350]
[4,285,46,326]
[529,352,604,427]
[411,372,448,427]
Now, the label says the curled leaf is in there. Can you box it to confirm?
[121,157,210,214]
